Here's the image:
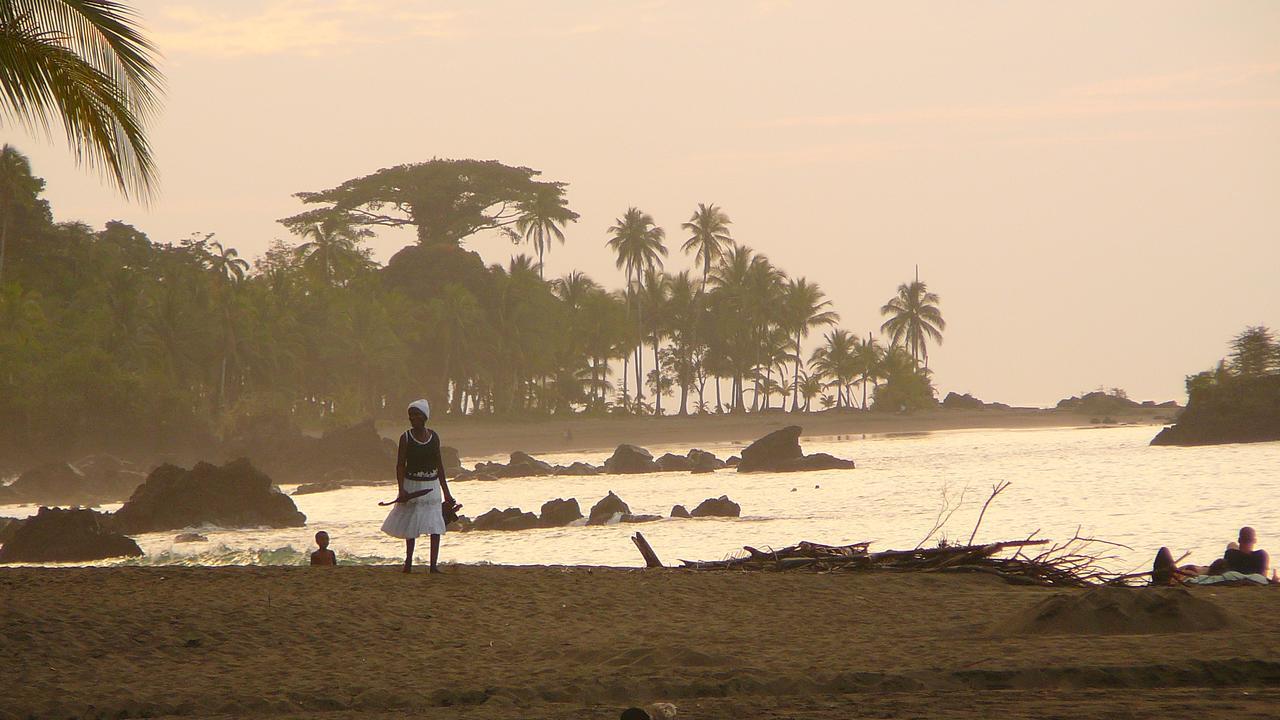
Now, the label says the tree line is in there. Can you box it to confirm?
[0,149,944,455]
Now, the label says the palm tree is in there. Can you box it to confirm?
[680,203,732,291]
[198,238,248,408]
[851,334,884,410]
[879,278,945,368]
[294,219,372,287]
[638,267,670,415]
[798,372,824,412]
[606,207,666,408]
[514,185,578,279]
[809,329,856,408]
[781,277,839,412]
[0,1,163,198]
[427,284,483,414]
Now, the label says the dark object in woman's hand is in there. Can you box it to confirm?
[378,488,434,506]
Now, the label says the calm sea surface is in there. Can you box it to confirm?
[4,425,1278,572]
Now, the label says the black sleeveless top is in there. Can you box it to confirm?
[404,429,445,481]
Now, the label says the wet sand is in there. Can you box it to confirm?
[2,565,1275,719]
[426,408,1176,458]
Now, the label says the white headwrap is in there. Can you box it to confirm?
[407,399,431,420]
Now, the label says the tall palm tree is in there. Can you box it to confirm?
[638,267,670,415]
[809,329,856,408]
[294,219,372,287]
[781,277,839,412]
[851,334,884,410]
[879,279,945,368]
[199,238,248,408]
[606,207,666,407]
[0,1,163,198]
[514,184,578,279]
[680,203,732,291]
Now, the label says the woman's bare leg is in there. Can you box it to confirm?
[404,538,415,573]
[430,534,441,573]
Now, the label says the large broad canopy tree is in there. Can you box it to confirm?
[280,159,578,247]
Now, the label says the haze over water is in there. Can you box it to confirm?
[6,425,1277,572]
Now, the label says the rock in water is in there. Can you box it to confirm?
[690,496,741,517]
[655,453,693,471]
[736,426,804,472]
[539,498,583,527]
[112,459,306,534]
[736,426,855,472]
[173,532,208,543]
[0,460,142,507]
[293,481,344,496]
[441,445,463,473]
[773,453,856,472]
[472,507,540,532]
[687,449,726,472]
[0,507,142,563]
[587,491,631,525]
[603,445,658,474]
[670,505,692,518]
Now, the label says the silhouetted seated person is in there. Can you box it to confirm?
[1152,526,1273,585]
[1224,526,1269,577]
[310,530,337,566]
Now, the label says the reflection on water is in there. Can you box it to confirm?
[3,425,1277,573]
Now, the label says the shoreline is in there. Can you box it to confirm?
[425,408,1175,458]
[1,565,1275,719]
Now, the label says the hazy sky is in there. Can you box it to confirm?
[9,1,1279,406]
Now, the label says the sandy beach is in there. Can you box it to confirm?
[426,408,1176,458]
[3,565,1277,719]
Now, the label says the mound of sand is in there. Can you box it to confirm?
[1004,586,1235,636]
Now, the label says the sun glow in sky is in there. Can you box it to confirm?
[9,0,1279,406]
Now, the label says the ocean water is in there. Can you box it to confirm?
[3,425,1278,573]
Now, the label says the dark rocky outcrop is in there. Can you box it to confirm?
[0,458,145,507]
[472,507,541,532]
[670,505,691,519]
[726,456,740,467]
[112,459,306,534]
[1056,391,1174,416]
[690,496,741,518]
[773,453,857,472]
[0,517,23,545]
[1152,375,1280,447]
[441,446,463,473]
[603,445,658,474]
[738,426,803,471]
[539,498,583,527]
[736,426,855,473]
[0,507,142,563]
[556,462,600,476]
[687,449,726,472]
[174,532,208,543]
[587,491,631,525]
[222,415,395,486]
[293,481,344,496]
[655,453,693,472]
[621,514,661,523]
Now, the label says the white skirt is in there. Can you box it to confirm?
[381,477,446,538]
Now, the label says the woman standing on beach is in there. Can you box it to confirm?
[381,400,454,573]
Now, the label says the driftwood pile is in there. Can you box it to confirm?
[675,535,1133,587]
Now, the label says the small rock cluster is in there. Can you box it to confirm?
[455,491,742,532]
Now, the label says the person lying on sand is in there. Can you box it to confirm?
[310,531,337,566]
[1152,526,1274,585]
